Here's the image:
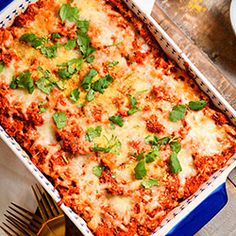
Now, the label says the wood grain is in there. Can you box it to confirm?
[151,1,236,108]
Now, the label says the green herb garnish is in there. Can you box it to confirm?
[86,55,95,63]
[53,112,67,129]
[77,20,89,34]
[128,94,139,115]
[51,33,62,40]
[109,115,124,127]
[169,104,187,122]
[59,4,80,23]
[107,61,119,68]
[41,44,58,58]
[10,71,34,94]
[188,100,207,111]
[92,165,104,177]
[36,78,55,95]
[0,61,4,73]
[86,126,102,142]
[81,68,97,91]
[70,88,80,102]
[141,179,159,188]
[20,33,45,49]
[169,152,182,174]
[86,89,95,102]
[134,160,147,180]
[65,39,77,50]
[77,32,96,58]
[92,74,113,94]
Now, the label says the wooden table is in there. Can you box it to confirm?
[151,1,236,235]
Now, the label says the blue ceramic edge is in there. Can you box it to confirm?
[166,183,228,236]
[0,0,15,13]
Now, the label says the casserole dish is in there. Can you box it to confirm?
[0,1,236,235]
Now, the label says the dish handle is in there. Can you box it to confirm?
[166,182,228,236]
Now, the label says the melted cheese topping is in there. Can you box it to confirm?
[0,0,235,235]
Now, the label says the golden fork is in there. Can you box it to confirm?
[0,184,65,236]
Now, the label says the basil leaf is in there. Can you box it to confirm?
[170,142,181,154]
[41,44,57,58]
[65,39,77,50]
[38,107,47,114]
[10,71,34,94]
[188,100,207,111]
[169,104,187,122]
[86,89,95,102]
[86,55,95,63]
[53,112,67,129]
[81,68,97,91]
[59,4,80,23]
[158,137,170,145]
[169,152,182,174]
[145,148,159,163]
[77,20,89,33]
[134,160,147,180]
[70,88,80,102]
[36,77,55,95]
[141,179,158,188]
[128,94,139,115]
[0,61,4,73]
[109,115,124,127]
[92,165,104,177]
[145,135,158,146]
[20,33,45,49]
[92,74,113,94]
[51,33,62,40]
[86,126,102,142]
[107,60,119,68]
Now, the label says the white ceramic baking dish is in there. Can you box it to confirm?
[0,1,236,235]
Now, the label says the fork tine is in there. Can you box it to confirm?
[35,184,53,219]
[37,185,60,217]
[31,185,48,221]
[5,215,37,236]
[10,202,43,224]
[0,225,13,236]
[2,222,23,236]
[6,210,39,233]
[5,218,29,236]
[8,205,42,229]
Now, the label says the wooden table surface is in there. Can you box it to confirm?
[151,1,236,235]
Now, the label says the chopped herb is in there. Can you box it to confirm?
[78,103,85,108]
[86,89,95,102]
[145,135,159,146]
[41,44,58,58]
[107,60,119,68]
[51,33,62,40]
[107,41,123,47]
[81,68,97,91]
[0,61,4,73]
[70,88,80,102]
[20,33,45,49]
[86,126,102,142]
[169,104,187,122]
[158,137,170,145]
[56,80,67,90]
[134,160,147,180]
[59,4,80,23]
[37,66,51,78]
[128,94,139,115]
[65,39,77,50]
[92,135,121,154]
[109,115,124,127]
[170,141,181,154]
[93,165,104,177]
[145,147,159,163]
[77,20,89,33]
[10,71,34,94]
[57,58,83,79]
[111,173,116,178]
[36,77,55,95]
[77,32,96,58]
[110,122,116,130]
[188,100,207,111]
[92,74,113,94]
[141,179,159,188]
[53,112,67,129]
[136,152,145,161]
[86,55,95,63]
[38,107,47,114]
[169,152,182,174]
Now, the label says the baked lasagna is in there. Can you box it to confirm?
[0,0,235,235]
